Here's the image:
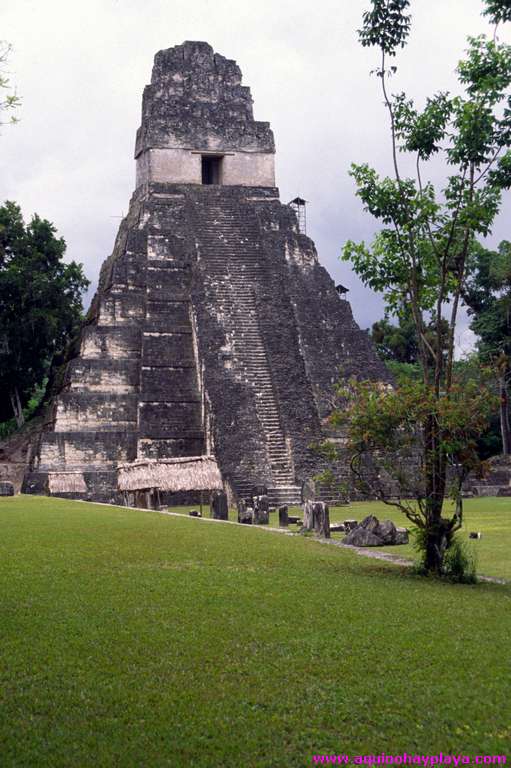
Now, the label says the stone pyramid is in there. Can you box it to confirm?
[23,41,388,506]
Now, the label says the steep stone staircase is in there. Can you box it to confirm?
[193,191,301,506]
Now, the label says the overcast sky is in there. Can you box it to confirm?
[2,0,510,353]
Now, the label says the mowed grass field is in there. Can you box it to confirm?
[172,496,511,580]
[1,495,510,767]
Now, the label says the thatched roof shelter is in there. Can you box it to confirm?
[48,472,87,494]
[117,456,223,493]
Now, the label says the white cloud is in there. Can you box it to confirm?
[1,0,510,333]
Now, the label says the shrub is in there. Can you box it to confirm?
[442,537,478,584]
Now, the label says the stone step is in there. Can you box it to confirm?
[195,202,298,497]
[267,490,302,505]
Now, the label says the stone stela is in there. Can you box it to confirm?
[22,41,389,508]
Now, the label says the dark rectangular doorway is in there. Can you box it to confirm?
[201,155,223,185]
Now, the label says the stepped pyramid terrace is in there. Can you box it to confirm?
[21,41,389,507]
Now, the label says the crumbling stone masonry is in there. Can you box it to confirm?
[23,41,390,506]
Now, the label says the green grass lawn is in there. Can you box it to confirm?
[1,495,510,767]
[171,496,511,580]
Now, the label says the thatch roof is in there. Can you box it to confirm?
[117,456,223,493]
[48,472,87,493]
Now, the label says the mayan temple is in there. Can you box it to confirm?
[22,41,388,506]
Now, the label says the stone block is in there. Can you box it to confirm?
[211,491,228,520]
[142,332,195,365]
[238,507,254,524]
[0,481,14,496]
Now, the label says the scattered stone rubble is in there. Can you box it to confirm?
[343,515,409,547]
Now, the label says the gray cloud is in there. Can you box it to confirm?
[1,0,510,342]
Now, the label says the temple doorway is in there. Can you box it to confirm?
[201,155,223,185]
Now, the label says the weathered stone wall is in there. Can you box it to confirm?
[134,41,275,188]
[136,148,275,188]
[22,194,148,502]
[23,178,390,504]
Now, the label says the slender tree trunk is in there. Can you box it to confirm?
[424,525,448,573]
[9,387,25,428]
[499,372,511,455]
[424,508,452,574]
[423,415,450,574]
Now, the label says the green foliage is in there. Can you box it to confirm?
[394,92,452,160]
[0,42,20,126]
[0,379,47,439]
[330,377,495,512]
[371,310,449,365]
[464,241,511,359]
[483,0,511,26]
[453,354,503,458]
[412,527,478,583]
[0,202,89,423]
[340,0,511,573]
[442,535,478,584]
[371,314,419,363]
[373,346,502,460]
[384,359,422,383]
[343,21,511,318]
[458,36,511,101]
[358,0,411,56]
[464,241,511,453]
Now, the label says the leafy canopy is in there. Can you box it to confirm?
[0,202,89,423]
[330,0,511,573]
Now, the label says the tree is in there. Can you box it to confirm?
[464,240,511,453]
[0,202,89,426]
[0,42,20,127]
[371,312,419,363]
[370,309,449,371]
[335,0,511,574]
